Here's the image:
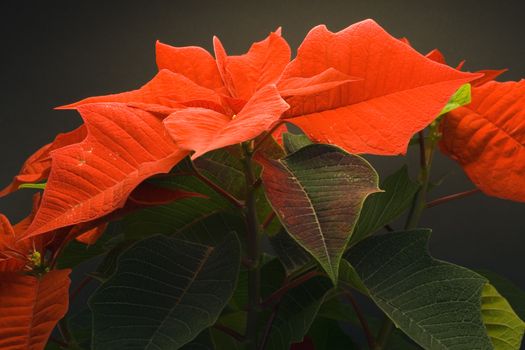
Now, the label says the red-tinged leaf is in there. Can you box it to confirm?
[440,80,525,202]
[213,31,291,100]
[260,144,380,282]
[58,69,221,110]
[155,41,226,93]
[282,19,480,155]
[75,223,108,245]
[0,269,71,350]
[164,84,289,158]
[23,103,188,238]
[0,126,86,197]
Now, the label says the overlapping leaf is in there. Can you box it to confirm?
[482,284,525,349]
[345,230,524,349]
[351,165,420,245]
[164,85,289,158]
[440,80,525,202]
[261,144,380,282]
[0,126,86,197]
[90,233,240,350]
[281,19,480,155]
[23,103,188,238]
[264,276,332,350]
[0,270,71,350]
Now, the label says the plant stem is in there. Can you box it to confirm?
[258,302,281,350]
[242,142,261,350]
[374,318,395,350]
[70,275,93,301]
[406,123,440,230]
[189,160,244,208]
[344,291,377,349]
[57,318,80,349]
[379,122,442,348]
[214,324,245,342]
[426,188,480,208]
[260,269,321,308]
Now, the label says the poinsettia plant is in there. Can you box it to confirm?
[1,19,524,350]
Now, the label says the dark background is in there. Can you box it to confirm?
[0,0,523,290]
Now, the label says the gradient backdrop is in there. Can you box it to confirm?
[1,1,524,291]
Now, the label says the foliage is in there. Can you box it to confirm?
[1,18,524,350]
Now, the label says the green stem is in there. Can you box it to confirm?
[242,142,261,350]
[378,122,442,349]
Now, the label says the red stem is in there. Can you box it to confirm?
[70,275,94,301]
[261,270,321,308]
[189,161,244,209]
[213,324,245,342]
[344,291,377,349]
[426,188,480,208]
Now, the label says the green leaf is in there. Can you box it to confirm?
[482,283,525,349]
[194,148,246,199]
[282,132,312,154]
[261,144,380,283]
[308,318,358,350]
[18,182,46,190]
[351,165,420,245]
[264,276,332,349]
[123,174,233,239]
[339,260,368,295]
[57,222,124,269]
[181,330,215,350]
[346,230,493,350]
[478,270,525,320]
[268,227,311,276]
[438,83,471,116]
[90,233,240,349]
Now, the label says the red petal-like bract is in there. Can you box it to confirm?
[75,223,108,245]
[164,85,289,158]
[0,269,70,350]
[58,69,221,110]
[282,19,480,155]
[440,80,525,202]
[156,41,226,93]
[0,126,86,197]
[213,30,291,100]
[24,103,188,238]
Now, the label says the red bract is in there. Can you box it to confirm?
[0,126,86,197]
[281,19,480,155]
[23,103,188,238]
[0,270,70,350]
[440,80,525,202]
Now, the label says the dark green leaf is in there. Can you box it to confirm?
[90,233,240,349]
[57,222,124,269]
[268,227,311,276]
[307,318,357,350]
[264,276,332,349]
[282,132,312,154]
[346,230,493,349]
[261,144,380,283]
[351,165,419,245]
